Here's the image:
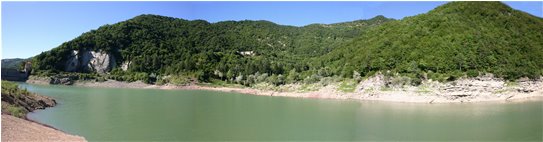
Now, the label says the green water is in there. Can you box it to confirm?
[22,83,542,141]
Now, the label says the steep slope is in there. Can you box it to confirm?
[320,1,543,80]
[31,15,393,81]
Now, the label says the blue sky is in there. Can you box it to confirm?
[2,1,542,59]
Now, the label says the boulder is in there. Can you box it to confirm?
[49,75,75,85]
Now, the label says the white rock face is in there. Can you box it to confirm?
[64,50,116,74]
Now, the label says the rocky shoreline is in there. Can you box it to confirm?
[26,74,543,103]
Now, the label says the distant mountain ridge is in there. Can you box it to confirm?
[1,58,26,69]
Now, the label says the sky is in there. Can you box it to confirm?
[2,1,542,59]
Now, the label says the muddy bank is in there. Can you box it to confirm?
[26,75,543,103]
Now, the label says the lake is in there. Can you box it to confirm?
[21,83,542,141]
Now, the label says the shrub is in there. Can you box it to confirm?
[353,71,362,83]
[390,76,411,87]
[96,76,107,82]
[467,70,479,78]
[411,78,422,86]
[338,79,356,92]
[303,74,321,84]
[4,105,25,118]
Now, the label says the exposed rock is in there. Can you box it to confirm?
[349,73,542,102]
[438,74,505,96]
[1,90,56,114]
[514,77,542,93]
[357,73,385,92]
[64,50,116,74]
[49,75,76,85]
[82,51,116,74]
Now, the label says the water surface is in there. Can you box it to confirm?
[22,83,543,141]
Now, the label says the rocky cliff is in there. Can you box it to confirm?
[65,50,116,74]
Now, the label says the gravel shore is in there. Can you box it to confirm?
[1,114,86,142]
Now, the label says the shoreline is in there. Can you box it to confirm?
[26,75,543,103]
[1,114,86,141]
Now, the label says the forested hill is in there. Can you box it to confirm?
[30,1,543,85]
[319,1,543,81]
[31,14,392,81]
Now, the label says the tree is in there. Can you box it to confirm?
[286,69,299,84]
[235,73,244,84]
[226,69,234,83]
[353,71,362,82]
[214,70,224,80]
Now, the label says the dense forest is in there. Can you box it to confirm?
[31,14,393,84]
[29,1,543,86]
[319,1,543,82]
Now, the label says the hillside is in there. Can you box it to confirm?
[30,15,393,83]
[29,1,543,86]
[319,1,543,81]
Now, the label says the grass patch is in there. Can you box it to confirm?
[494,89,508,94]
[337,79,356,93]
[2,104,26,118]
[1,81,24,96]
[505,81,519,87]
[416,85,432,93]
[363,87,375,94]
[298,83,321,92]
[380,86,393,91]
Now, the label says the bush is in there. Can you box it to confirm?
[338,79,356,92]
[467,70,479,78]
[170,75,191,85]
[304,74,321,84]
[318,76,336,86]
[390,76,411,87]
[411,78,422,86]
[96,76,107,82]
[353,71,362,83]
[4,105,25,118]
